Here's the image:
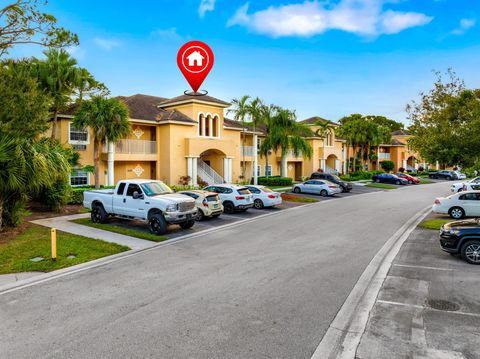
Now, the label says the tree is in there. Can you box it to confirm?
[338,114,363,172]
[0,58,51,138]
[73,96,131,188]
[74,67,108,102]
[246,97,264,184]
[228,95,250,179]
[314,119,335,171]
[380,160,395,172]
[407,69,480,167]
[258,104,278,178]
[0,135,70,230]
[0,0,78,57]
[365,115,404,132]
[35,48,79,139]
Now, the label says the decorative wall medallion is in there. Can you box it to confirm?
[288,165,293,171]
[133,127,144,139]
[132,164,144,177]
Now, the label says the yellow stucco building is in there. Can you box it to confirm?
[56,94,350,186]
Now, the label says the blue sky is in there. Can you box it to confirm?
[9,0,480,124]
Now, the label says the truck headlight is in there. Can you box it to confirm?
[166,204,178,212]
[449,229,459,235]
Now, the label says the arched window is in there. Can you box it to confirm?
[212,115,218,137]
[205,115,211,136]
[198,114,204,136]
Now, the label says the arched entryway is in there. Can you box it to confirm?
[406,156,416,171]
[325,154,341,174]
[196,149,232,184]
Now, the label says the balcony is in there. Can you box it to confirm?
[103,139,157,161]
[240,146,255,157]
[378,153,391,160]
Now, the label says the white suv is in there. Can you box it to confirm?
[203,184,254,214]
[451,177,480,193]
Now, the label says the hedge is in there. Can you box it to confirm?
[257,176,293,186]
[340,170,384,181]
[69,185,115,205]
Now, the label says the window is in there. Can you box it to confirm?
[198,114,204,136]
[257,138,261,153]
[117,182,126,195]
[237,188,251,195]
[257,165,261,177]
[69,123,88,143]
[70,170,89,186]
[265,165,272,176]
[305,180,315,185]
[126,184,142,197]
[182,192,199,199]
[460,193,480,201]
[198,114,220,137]
[212,116,218,137]
[72,144,87,151]
[247,186,260,194]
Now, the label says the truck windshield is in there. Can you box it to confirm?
[140,182,173,196]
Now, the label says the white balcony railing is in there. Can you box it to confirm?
[104,139,157,154]
[287,150,303,158]
[240,146,255,157]
[378,153,391,160]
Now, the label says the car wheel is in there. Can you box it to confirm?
[457,188,463,192]
[91,204,108,224]
[461,240,480,265]
[449,207,465,219]
[254,199,264,209]
[408,180,413,184]
[180,219,195,229]
[293,187,301,193]
[320,189,328,197]
[375,178,380,183]
[395,180,401,185]
[149,214,168,235]
[341,186,347,193]
[223,201,235,214]
[195,209,204,221]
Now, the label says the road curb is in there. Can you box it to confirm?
[310,205,432,359]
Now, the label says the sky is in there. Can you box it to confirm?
[8,0,480,124]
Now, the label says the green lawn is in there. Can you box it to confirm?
[72,218,167,242]
[419,218,451,230]
[419,179,434,184]
[281,193,319,203]
[0,225,128,274]
[365,183,398,190]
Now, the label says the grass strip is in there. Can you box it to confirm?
[281,193,319,203]
[0,224,128,274]
[365,183,398,189]
[72,218,167,242]
[419,218,451,230]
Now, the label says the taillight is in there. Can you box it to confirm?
[236,196,245,200]
[463,185,467,190]
[202,199,208,207]
[267,194,275,199]
[434,199,440,204]
[328,185,336,188]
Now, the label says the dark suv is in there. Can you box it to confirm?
[429,170,457,180]
[310,172,352,193]
[439,219,480,264]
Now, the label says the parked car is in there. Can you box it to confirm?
[395,173,419,184]
[372,173,408,185]
[310,172,353,192]
[203,184,253,214]
[292,180,341,196]
[429,170,465,180]
[439,219,480,264]
[451,177,480,193]
[83,180,197,235]
[432,191,480,219]
[178,190,223,220]
[245,185,282,209]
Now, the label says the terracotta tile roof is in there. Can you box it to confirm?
[391,138,406,146]
[301,116,339,126]
[392,129,411,136]
[158,94,230,107]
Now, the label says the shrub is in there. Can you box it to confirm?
[68,185,115,205]
[398,167,405,173]
[380,160,395,172]
[340,170,384,181]
[170,184,199,192]
[257,176,293,186]
[36,179,72,210]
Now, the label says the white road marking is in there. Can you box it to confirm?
[377,299,480,318]
[393,263,456,271]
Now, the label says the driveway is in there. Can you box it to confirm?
[0,181,452,359]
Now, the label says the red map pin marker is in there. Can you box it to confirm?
[177,41,214,93]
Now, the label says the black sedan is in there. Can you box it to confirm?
[310,172,353,193]
[439,219,480,264]
[429,170,459,180]
[372,173,408,185]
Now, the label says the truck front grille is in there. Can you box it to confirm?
[179,201,195,212]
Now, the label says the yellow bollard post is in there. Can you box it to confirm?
[51,228,57,261]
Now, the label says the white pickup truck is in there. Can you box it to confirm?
[83,180,197,235]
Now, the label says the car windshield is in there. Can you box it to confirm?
[330,175,341,181]
[140,182,173,196]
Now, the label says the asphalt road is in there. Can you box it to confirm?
[0,182,453,359]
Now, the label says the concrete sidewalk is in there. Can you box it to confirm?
[356,216,480,359]
[31,213,156,250]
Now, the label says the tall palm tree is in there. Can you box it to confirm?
[73,96,131,188]
[247,97,264,184]
[75,67,108,102]
[36,48,79,139]
[228,95,250,179]
[314,119,335,172]
[258,104,279,179]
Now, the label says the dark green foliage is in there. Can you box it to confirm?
[257,176,293,186]
[380,160,395,172]
[340,170,384,181]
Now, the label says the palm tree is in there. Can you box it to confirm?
[75,67,108,102]
[73,96,130,188]
[247,97,264,184]
[228,95,250,179]
[36,48,79,139]
[258,104,279,179]
[314,119,335,172]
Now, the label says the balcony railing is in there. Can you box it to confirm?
[240,146,255,156]
[104,139,157,154]
[378,153,391,160]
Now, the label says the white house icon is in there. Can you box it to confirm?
[186,51,204,67]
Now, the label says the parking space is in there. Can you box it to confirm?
[285,183,383,201]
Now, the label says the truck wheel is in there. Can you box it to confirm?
[91,204,108,224]
[149,214,168,235]
[180,219,195,229]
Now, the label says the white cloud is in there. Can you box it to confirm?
[227,0,433,38]
[94,37,120,51]
[199,0,215,18]
[151,27,182,40]
[451,18,476,35]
